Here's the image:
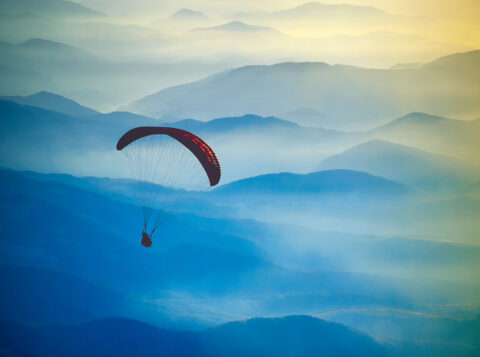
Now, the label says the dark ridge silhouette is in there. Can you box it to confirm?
[0,169,268,296]
[200,315,388,357]
[0,315,390,357]
[0,264,123,325]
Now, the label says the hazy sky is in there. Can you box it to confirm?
[79,0,480,21]
[79,0,480,46]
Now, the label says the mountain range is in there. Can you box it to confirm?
[0,315,390,357]
[3,96,478,185]
[318,140,478,191]
[229,2,416,31]
[0,38,100,71]
[168,114,299,133]
[370,112,480,164]
[192,21,277,34]
[0,64,51,96]
[0,264,123,325]
[0,168,267,298]
[0,91,162,127]
[0,0,104,18]
[216,169,410,196]
[171,9,211,22]
[11,169,480,276]
[1,167,479,355]
[149,8,213,34]
[0,37,237,111]
[164,25,466,72]
[127,50,480,130]
[0,91,99,117]
[0,99,344,180]
[1,1,479,355]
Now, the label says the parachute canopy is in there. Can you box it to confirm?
[117,127,221,186]
[117,126,221,233]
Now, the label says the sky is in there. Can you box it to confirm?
[79,0,480,17]
[76,0,480,52]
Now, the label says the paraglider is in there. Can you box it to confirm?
[117,127,221,247]
[141,224,153,248]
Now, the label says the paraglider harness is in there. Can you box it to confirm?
[141,224,155,248]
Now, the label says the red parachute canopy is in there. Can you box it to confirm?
[116,127,221,186]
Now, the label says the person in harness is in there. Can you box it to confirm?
[141,224,155,248]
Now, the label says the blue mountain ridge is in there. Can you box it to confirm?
[0,169,407,297]
[0,264,123,325]
[167,114,299,132]
[370,112,480,140]
[0,92,160,124]
[0,91,99,117]
[0,315,390,357]
[0,169,266,294]
[3,170,470,313]
[12,169,480,271]
[215,169,411,195]
[126,50,480,129]
[0,99,344,176]
[2,314,478,357]
[318,140,478,191]
[0,100,159,158]
[2,168,479,353]
[0,64,52,95]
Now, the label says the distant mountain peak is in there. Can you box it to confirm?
[379,112,458,129]
[32,90,53,96]
[170,8,210,20]
[171,118,202,125]
[292,2,332,10]
[167,114,299,133]
[20,38,73,49]
[0,91,99,117]
[398,112,449,121]
[390,62,423,70]
[279,1,387,15]
[228,61,331,77]
[332,139,438,156]
[318,140,477,191]
[30,91,67,99]
[423,49,480,69]
[193,21,276,33]
[126,49,480,126]
[208,113,298,126]
[18,38,93,57]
